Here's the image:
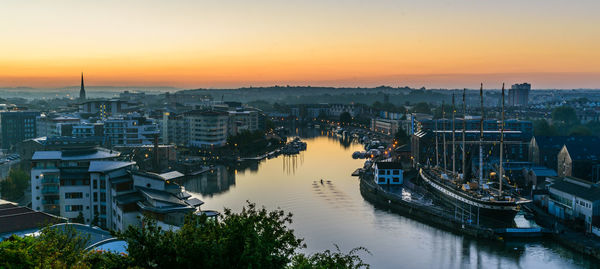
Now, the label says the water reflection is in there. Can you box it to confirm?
[184,131,596,269]
[181,166,236,197]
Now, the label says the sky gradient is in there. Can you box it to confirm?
[1,0,599,89]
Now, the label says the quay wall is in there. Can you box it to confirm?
[359,175,497,240]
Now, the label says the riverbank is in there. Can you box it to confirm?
[526,204,600,260]
[359,171,499,240]
[360,169,600,261]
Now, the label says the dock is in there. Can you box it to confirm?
[351,168,363,177]
[493,227,550,238]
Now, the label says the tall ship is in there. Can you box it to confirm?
[418,84,530,225]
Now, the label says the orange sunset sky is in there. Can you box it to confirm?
[1,0,599,89]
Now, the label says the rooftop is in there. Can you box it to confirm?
[133,170,184,182]
[138,187,188,206]
[32,148,120,161]
[0,202,64,239]
[550,179,600,202]
[375,162,403,169]
[88,161,135,173]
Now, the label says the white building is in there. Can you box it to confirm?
[159,111,189,146]
[547,176,600,232]
[104,114,159,146]
[371,118,401,136]
[36,115,80,137]
[228,109,260,136]
[185,110,229,147]
[30,148,121,220]
[31,148,202,231]
[79,99,138,116]
[374,162,403,185]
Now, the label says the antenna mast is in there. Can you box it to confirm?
[462,88,466,181]
[479,83,484,186]
[442,101,447,171]
[435,120,439,167]
[499,83,505,198]
[452,93,456,175]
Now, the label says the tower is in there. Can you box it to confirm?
[79,73,86,100]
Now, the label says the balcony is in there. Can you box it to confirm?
[41,177,60,185]
[42,198,59,206]
[41,186,59,194]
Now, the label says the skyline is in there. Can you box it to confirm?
[1,0,600,89]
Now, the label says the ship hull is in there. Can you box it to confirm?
[419,168,518,226]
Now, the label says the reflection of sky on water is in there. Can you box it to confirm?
[184,132,594,269]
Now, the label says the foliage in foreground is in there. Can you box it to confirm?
[0,225,90,268]
[0,202,369,269]
[0,169,29,201]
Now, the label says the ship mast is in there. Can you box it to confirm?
[452,93,456,175]
[435,119,439,167]
[499,83,505,198]
[462,88,466,181]
[442,101,447,171]
[479,83,484,186]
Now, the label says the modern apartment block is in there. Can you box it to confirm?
[31,147,202,231]
[0,110,40,149]
[227,109,260,136]
[186,110,229,147]
[30,147,121,219]
[159,111,189,146]
[159,107,263,147]
[78,99,138,116]
[36,115,80,137]
[508,83,531,107]
[104,114,159,146]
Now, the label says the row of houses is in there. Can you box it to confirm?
[3,100,265,154]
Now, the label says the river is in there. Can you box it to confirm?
[183,129,596,269]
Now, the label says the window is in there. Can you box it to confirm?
[93,180,97,189]
[65,205,83,212]
[378,177,386,183]
[65,192,83,199]
[393,178,400,183]
[93,192,98,202]
[100,193,106,202]
[393,170,400,175]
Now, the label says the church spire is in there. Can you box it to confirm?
[79,72,86,100]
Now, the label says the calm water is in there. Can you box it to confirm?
[184,129,597,269]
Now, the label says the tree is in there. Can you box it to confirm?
[394,126,410,145]
[552,105,579,126]
[92,212,100,227]
[265,118,276,131]
[533,119,558,136]
[568,125,592,136]
[0,203,369,268]
[0,225,90,268]
[116,202,369,268]
[340,112,352,124]
[412,102,431,114]
[433,105,453,119]
[290,245,370,269]
[116,202,307,268]
[73,211,85,224]
[0,169,29,201]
